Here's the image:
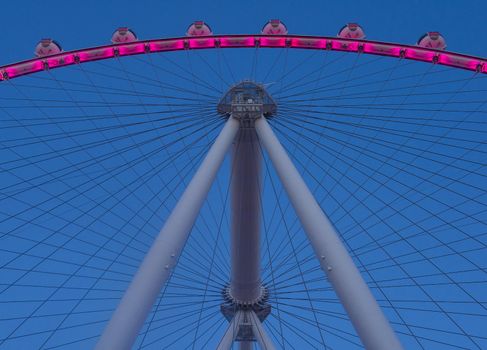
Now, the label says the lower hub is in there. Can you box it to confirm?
[220,284,271,342]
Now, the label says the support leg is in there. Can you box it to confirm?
[217,311,244,350]
[254,117,402,350]
[249,311,276,350]
[96,117,240,350]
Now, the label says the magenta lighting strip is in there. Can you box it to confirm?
[1,34,486,80]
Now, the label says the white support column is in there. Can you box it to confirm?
[96,117,240,350]
[217,311,244,350]
[254,117,403,350]
[249,311,276,350]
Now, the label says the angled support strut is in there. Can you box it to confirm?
[96,117,240,350]
[216,311,245,350]
[248,310,276,350]
[254,116,403,350]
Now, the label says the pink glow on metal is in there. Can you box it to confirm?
[290,37,326,49]
[219,36,255,48]
[32,60,45,71]
[149,39,185,52]
[404,48,436,62]
[259,36,286,47]
[118,43,146,56]
[332,39,360,52]
[4,67,18,79]
[46,53,76,68]
[188,38,216,49]
[363,43,401,57]
[437,54,482,71]
[5,60,44,79]
[77,47,115,62]
[1,35,486,80]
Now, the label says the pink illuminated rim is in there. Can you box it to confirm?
[1,34,486,80]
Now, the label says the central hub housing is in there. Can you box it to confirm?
[217,81,277,126]
[220,284,271,342]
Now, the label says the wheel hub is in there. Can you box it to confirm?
[220,284,272,342]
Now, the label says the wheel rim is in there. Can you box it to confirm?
[1,34,486,349]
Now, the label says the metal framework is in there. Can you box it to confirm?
[1,34,487,81]
[3,30,485,350]
[94,82,403,349]
[95,117,240,350]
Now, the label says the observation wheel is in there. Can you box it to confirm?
[0,21,486,350]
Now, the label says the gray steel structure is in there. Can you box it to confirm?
[254,116,403,350]
[230,127,262,304]
[95,117,240,350]
[97,82,403,349]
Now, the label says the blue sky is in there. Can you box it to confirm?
[1,0,487,63]
[1,1,487,349]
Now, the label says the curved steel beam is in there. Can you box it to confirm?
[1,34,486,81]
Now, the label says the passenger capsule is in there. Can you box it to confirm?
[417,32,446,50]
[337,23,365,39]
[262,19,288,35]
[111,27,138,43]
[186,21,212,36]
[34,39,62,57]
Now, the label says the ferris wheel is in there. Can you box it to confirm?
[0,19,486,350]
